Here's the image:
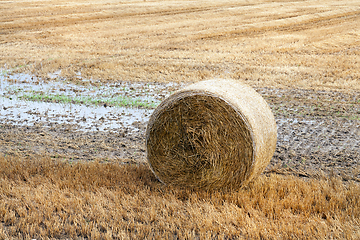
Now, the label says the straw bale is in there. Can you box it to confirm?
[146,79,277,190]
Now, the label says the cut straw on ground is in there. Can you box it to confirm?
[0,155,359,239]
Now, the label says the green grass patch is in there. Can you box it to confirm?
[19,92,159,109]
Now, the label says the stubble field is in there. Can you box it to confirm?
[0,0,360,239]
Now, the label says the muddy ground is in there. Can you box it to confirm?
[1,78,359,182]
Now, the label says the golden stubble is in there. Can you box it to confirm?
[0,155,359,239]
[0,0,359,91]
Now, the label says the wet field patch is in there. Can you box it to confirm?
[1,73,359,179]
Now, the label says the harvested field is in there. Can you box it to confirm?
[0,156,360,239]
[1,0,359,90]
[0,0,360,239]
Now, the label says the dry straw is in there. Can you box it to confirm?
[146,79,277,190]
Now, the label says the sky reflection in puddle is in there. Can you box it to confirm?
[0,97,153,132]
[0,72,181,132]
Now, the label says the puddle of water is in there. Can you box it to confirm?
[0,97,153,132]
[0,71,186,132]
[0,71,185,132]
[0,71,183,106]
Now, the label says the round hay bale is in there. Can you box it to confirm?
[146,79,277,190]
